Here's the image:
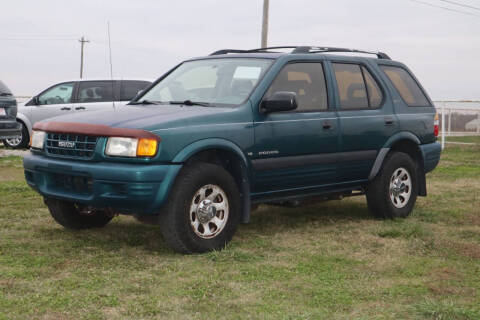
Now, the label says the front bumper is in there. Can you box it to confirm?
[23,154,182,214]
[420,142,441,173]
[0,121,21,139]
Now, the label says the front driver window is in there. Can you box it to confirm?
[264,63,328,112]
[38,82,74,105]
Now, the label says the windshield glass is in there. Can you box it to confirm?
[138,58,273,106]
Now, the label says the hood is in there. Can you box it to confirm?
[37,104,233,131]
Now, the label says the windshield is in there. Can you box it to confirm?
[138,58,273,106]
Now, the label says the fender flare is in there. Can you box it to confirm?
[172,138,252,223]
[368,131,422,181]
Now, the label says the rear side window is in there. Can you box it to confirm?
[265,63,328,111]
[333,63,383,110]
[381,66,430,107]
[78,81,114,103]
[120,80,151,101]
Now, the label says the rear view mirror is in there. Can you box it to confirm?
[260,91,297,113]
[32,96,40,105]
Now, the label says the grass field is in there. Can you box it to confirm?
[0,139,479,319]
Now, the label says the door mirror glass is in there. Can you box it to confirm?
[261,91,298,113]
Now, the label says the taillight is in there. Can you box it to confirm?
[434,113,439,137]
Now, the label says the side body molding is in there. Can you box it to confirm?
[172,138,252,223]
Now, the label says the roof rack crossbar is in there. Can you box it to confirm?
[209,46,391,60]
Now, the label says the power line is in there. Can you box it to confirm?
[436,0,480,11]
[409,0,480,16]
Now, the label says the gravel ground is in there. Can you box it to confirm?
[0,143,29,157]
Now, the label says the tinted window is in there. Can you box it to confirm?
[38,82,74,105]
[362,67,383,109]
[333,63,368,110]
[265,63,328,111]
[121,81,151,101]
[78,81,114,103]
[381,66,430,107]
[333,63,384,110]
[0,81,12,95]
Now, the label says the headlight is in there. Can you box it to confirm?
[105,137,158,157]
[30,130,46,149]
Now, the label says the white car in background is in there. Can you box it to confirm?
[3,79,152,148]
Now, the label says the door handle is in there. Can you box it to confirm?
[322,121,333,130]
[60,107,71,111]
[75,106,86,110]
[384,117,395,126]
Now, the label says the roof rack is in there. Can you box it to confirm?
[209,46,391,60]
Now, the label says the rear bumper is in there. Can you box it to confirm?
[420,142,441,173]
[0,121,21,139]
[23,154,182,214]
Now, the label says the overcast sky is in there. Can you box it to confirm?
[1,0,479,100]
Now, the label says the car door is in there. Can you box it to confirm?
[30,82,75,123]
[74,81,117,113]
[332,61,398,182]
[252,62,340,193]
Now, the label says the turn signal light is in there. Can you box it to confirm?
[137,138,158,157]
[434,113,439,137]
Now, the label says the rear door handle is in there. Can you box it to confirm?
[384,117,395,126]
[75,106,86,110]
[322,120,333,130]
[60,107,71,111]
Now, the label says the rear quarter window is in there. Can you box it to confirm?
[381,66,430,107]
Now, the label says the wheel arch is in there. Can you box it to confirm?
[172,139,252,223]
[16,113,32,135]
[369,132,427,196]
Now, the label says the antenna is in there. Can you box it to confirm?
[107,21,115,110]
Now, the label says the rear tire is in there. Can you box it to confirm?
[3,122,29,149]
[159,162,241,253]
[46,198,114,229]
[366,151,418,219]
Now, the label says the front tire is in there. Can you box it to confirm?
[159,163,241,253]
[46,199,114,229]
[366,151,418,219]
[3,122,29,149]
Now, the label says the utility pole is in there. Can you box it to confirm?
[79,36,90,78]
[261,0,269,48]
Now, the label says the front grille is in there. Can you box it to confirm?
[46,133,98,159]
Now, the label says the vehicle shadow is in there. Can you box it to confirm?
[34,198,374,254]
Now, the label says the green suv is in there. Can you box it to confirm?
[23,46,441,253]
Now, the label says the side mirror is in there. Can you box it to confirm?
[260,91,297,113]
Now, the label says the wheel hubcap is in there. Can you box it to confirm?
[5,124,22,147]
[190,184,229,239]
[389,167,412,209]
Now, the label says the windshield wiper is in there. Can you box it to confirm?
[169,100,211,107]
[129,100,161,105]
